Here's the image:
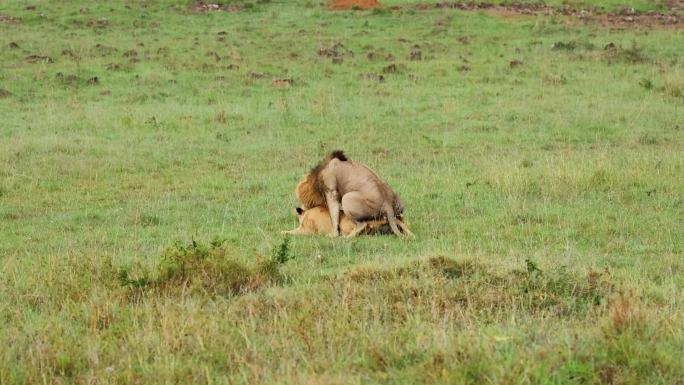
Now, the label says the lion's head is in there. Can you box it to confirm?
[295,150,348,209]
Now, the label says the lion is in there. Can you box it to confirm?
[295,150,412,237]
[283,206,403,237]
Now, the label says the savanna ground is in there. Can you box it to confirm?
[1,0,683,383]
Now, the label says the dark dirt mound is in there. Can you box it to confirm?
[329,0,381,10]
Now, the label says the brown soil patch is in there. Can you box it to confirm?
[329,0,381,10]
[401,2,683,28]
[0,89,13,98]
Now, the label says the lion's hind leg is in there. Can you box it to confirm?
[345,221,368,238]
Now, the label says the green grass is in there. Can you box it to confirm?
[1,0,683,383]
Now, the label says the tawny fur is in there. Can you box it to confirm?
[283,206,400,237]
[295,150,410,236]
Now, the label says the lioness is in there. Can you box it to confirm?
[295,150,412,237]
[283,206,400,237]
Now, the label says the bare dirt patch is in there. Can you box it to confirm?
[61,49,78,59]
[25,55,54,64]
[401,2,683,28]
[665,0,684,13]
[329,0,381,10]
[359,72,385,82]
[317,42,353,64]
[190,2,240,12]
[247,71,271,80]
[272,78,294,88]
[93,44,118,57]
[410,45,422,60]
[86,17,109,28]
[599,8,682,28]
[382,63,398,74]
[0,14,21,24]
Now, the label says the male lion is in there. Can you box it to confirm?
[282,206,395,237]
[295,150,412,237]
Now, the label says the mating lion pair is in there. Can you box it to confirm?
[284,151,413,237]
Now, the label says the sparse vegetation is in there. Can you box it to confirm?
[1,0,683,384]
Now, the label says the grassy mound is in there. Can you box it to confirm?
[118,238,292,298]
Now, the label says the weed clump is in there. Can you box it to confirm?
[119,237,293,298]
[257,235,292,282]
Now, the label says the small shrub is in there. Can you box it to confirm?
[272,235,292,264]
[256,236,294,283]
[118,238,293,298]
[638,78,653,90]
[156,240,257,295]
[551,41,577,51]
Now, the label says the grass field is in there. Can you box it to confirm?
[1,0,683,383]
